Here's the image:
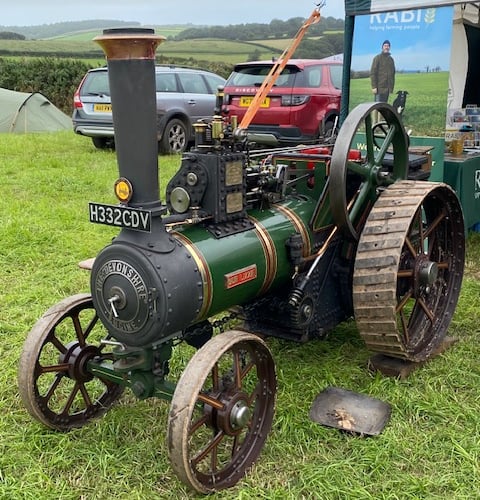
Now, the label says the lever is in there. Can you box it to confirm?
[108,295,120,318]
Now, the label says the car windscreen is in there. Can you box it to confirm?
[226,65,300,88]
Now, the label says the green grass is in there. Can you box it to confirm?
[1,131,480,498]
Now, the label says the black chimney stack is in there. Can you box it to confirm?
[94,28,165,209]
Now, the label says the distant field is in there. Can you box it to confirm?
[0,36,278,65]
[49,25,191,41]
[251,38,294,50]
[0,38,99,54]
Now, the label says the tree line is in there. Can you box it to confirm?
[174,16,344,41]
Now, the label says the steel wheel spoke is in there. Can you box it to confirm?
[417,297,435,323]
[79,382,93,408]
[43,373,64,404]
[241,360,255,383]
[247,382,261,406]
[424,208,448,239]
[39,362,70,374]
[191,430,225,468]
[197,392,224,411]
[49,333,67,354]
[83,314,99,338]
[62,382,80,415]
[399,309,410,344]
[396,289,413,314]
[189,412,210,435]
[405,236,418,259]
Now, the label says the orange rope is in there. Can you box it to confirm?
[238,8,322,130]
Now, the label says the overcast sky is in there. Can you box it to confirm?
[1,1,345,27]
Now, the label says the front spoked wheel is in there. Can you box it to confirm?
[167,330,276,493]
[18,293,123,431]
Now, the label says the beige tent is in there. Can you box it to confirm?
[0,87,71,133]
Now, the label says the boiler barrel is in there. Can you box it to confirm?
[173,196,316,323]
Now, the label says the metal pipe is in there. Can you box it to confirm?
[94,28,165,209]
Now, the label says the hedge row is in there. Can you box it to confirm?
[0,58,92,114]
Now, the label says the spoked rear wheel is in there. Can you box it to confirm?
[353,181,465,361]
[167,330,276,493]
[18,293,123,431]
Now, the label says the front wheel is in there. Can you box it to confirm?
[160,118,189,154]
[18,294,123,431]
[167,330,276,493]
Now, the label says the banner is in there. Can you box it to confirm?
[345,0,467,15]
[351,7,454,72]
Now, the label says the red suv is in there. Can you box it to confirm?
[222,59,342,145]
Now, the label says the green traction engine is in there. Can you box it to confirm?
[18,29,465,493]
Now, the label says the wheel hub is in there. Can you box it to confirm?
[59,341,101,383]
[230,400,251,429]
[206,391,252,435]
[414,255,438,296]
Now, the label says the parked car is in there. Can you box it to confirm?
[222,59,342,145]
[72,65,225,153]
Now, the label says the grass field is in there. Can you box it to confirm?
[48,25,189,41]
[1,131,480,499]
[0,36,281,65]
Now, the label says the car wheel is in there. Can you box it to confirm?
[92,137,115,150]
[160,118,189,154]
[321,119,336,141]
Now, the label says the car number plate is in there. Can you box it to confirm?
[89,202,151,232]
[239,96,270,107]
[93,103,112,112]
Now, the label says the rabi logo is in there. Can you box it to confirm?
[369,8,437,32]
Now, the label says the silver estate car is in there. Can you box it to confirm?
[72,65,225,154]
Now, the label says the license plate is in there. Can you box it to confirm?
[239,96,270,108]
[89,202,151,232]
[93,103,112,112]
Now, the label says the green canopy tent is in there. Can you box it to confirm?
[0,87,71,133]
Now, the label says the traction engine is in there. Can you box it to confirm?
[18,28,465,493]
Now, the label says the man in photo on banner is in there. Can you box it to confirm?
[370,39,395,103]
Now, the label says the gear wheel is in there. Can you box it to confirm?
[290,293,315,329]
